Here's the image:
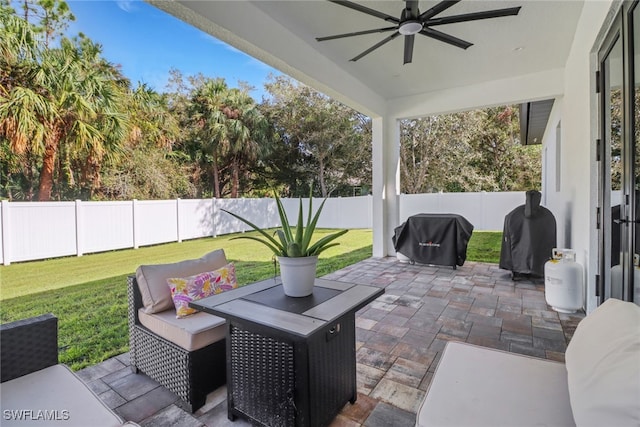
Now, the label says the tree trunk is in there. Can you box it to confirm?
[24,152,36,201]
[38,140,58,201]
[318,157,327,198]
[212,153,221,199]
[5,173,13,201]
[231,156,240,198]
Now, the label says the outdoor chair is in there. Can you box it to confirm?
[128,249,233,412]
[1,313,138,426]
[415,298,640,426]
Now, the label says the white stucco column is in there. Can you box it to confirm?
[372,115,401,257]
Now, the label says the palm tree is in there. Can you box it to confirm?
[188,78,231,198]
[0,8,128,200]
[1,6,52,199]
[127,83,181,150]
[223,87,270,197]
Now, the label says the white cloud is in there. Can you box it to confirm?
[117,1,135,13]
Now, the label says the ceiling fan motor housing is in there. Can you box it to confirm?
[399,6,423,35]
[399,20,423,35]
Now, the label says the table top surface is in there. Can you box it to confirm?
[190,278,384,337]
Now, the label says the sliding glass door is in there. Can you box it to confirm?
[631,2,640,305]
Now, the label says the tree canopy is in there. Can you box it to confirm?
[400,107,541,194]
[260,75,371,198]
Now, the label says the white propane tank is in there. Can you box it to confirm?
[544,248,584,313]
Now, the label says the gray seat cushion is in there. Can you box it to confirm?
[0,364,125,427]
[137,308,226,351]
[416,341,575,427]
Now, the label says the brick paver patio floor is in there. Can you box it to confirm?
[77,257,585,426]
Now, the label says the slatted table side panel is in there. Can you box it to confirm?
[229,325,296,427]
[308,314,357,427]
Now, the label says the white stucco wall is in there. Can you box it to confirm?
[544,0,614,313]
[387,68,565,120]
[540,98,567,246]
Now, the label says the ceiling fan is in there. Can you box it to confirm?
[316,0,522,64]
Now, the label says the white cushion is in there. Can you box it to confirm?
[138,308,226,351]
[135,249,227,314]
[564,298,640,427]
[0,365,124,427]
[416,341,575,427]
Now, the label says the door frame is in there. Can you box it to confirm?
[596,0,639,305]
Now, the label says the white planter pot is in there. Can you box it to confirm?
[277,255,318,297]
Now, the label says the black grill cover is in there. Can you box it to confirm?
[393,213,474,267]
[499,190,557,277]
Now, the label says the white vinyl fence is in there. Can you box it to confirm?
[0,192,525,265]
[399,191,525,231]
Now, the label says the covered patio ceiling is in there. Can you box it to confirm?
[149,0,585,118]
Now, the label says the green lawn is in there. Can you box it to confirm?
[0,229,374,300]
[0,229,501,370]
[466,231,503,263]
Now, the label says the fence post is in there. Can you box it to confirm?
[75,200,84,257]
[132,199,139,249]
[1,200,10,266]
[176,198,182,243]
[478,192,484,230]
[212,198,217,238]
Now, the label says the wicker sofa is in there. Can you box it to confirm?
[0,314,137,427]
[127,249,230,413]
[415,298,640,426]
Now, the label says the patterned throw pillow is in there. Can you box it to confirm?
[166,262,237,318]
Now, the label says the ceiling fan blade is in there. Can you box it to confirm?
[317,26,397,42]
[403,34,415,64]
[351,32,401,62]
[405,0,420,18]
[419,0,461,21]
[420,27,473,49]
[328,0,399,24]
[426,7,522,26]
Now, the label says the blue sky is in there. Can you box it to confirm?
[66,0,281,100]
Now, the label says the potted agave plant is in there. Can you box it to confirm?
[222,190,348,297]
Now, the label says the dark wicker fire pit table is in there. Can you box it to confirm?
[190,277,384,427]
